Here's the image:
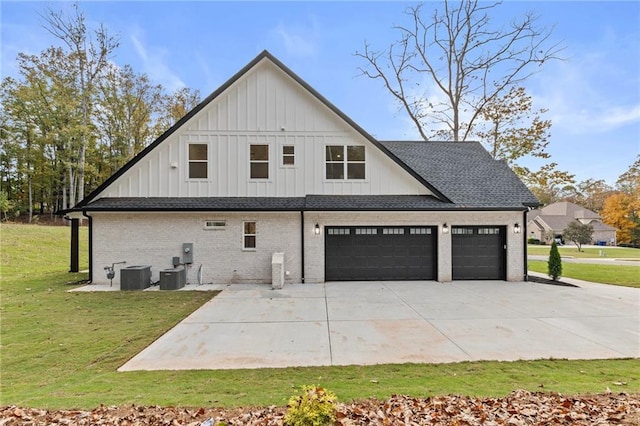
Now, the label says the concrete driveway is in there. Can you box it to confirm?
[118,280,639,371]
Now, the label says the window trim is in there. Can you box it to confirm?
[242,221,257,250]
[281,144,295,167]
[249,144,269,179]
[325,144,366,180]
[188,143,208,180]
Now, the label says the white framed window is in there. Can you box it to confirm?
[243,221,257,250]
[188,144,208,179]
[204,220,226,230]
[325,145,365,180]
[250,145,269,179]
[282,145,295,166]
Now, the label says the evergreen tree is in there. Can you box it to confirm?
[548,240,562,281]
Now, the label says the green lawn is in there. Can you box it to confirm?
[528,245,640,259]
[528,260,640,288]
[1,224,639,409]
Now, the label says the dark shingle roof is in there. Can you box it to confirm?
[79,193,528,212]
[304,195,450,210]
[82,197,306,211]
[380,141,540,209]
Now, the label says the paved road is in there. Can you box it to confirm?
[118,280,639,371]
[528,255,640,266]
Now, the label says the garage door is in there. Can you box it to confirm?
[325,226,436,281]
[452,226,506,280]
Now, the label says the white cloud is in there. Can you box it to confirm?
[130,29,185,92]
[529,31,639,136]
[270,20,318,58]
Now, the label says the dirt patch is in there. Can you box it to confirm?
[527,275,579,287]
[2,390,639,425]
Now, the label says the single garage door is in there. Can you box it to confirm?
[325,226,436,281]
[452,226,506,280]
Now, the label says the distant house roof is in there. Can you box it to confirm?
[526,201,616,232]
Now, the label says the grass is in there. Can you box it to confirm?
[1,223,639,409]
[527,245,640,259]
[528,260,640,288]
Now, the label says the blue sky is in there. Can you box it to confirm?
[1,1,638,186]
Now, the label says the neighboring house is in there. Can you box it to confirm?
[527,201,617,245]
[63,51,539,286]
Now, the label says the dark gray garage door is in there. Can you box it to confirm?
[325,226,436,281]
[452,226,506,280]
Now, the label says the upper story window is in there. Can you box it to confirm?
[250,144,269,179]
[189,144,208,179]
[325,145,365,180]
[282,145,295,166]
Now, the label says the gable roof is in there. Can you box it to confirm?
[75,50,449,209]
[527,201,616,232]
[69,50,538,213]
[381,141,540,208]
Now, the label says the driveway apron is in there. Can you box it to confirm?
[118,280,639,371]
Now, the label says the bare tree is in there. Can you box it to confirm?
[40,3,119,205]
[355,1,563,141]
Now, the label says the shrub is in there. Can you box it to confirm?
[284,385,338,426]
[528,238,541,245]
[548,240,562,281]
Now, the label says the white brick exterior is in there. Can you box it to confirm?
[89,210,526,286]
[304,210,526,283]
[90,212,301,286]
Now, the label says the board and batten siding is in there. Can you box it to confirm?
[93,59,430,201]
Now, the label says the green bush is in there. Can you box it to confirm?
[548,240,562,281]
[528,238,541,245]
[284,385,338,426]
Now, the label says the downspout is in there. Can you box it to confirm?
[82,211,93,283]
[523,209,528,282]
[300,211,305,283]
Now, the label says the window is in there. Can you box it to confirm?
[189,144,208,179]
[250,145,269,179]
[243,221,256,249]
[383,228,405,235]
[282,145,295,166]
[204,220,226,230]
[410,227,432,235]
[452,228,474,235]
[327,228,350,235]
[478,227,501,235]
[325,145,365,179]
[355,228,377,235]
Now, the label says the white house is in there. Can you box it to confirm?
[64,51,540,286]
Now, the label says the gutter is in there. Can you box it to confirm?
[300,211,305,283]
[523,209,528,282]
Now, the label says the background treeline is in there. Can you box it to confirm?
[0,4,638,247]
[0,5,200,222]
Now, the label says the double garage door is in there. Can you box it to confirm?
[325,225,506,281]
[325,226,436,281]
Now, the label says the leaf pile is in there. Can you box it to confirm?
[2,390,639,425]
